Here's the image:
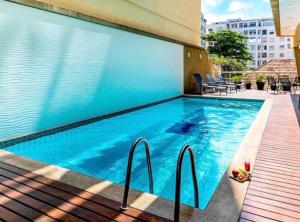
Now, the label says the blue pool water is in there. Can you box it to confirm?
[5,97,263,209]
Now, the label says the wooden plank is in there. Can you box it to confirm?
[0,193,55,221]
[0,162,169,222]
[0,205,30,222]
[240,211,278,222]
[0,183,84,222]
[249,180,300,195]
[242,205,300,222]
[0,175,112,222]
[246,194,300,213]
[243,199,300,219]
[240,94,300,222]
[0,168,139,222]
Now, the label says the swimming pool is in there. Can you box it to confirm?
[5,97,263,209]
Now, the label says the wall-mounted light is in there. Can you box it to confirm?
[199,54,202,60]
[187,51,191,58]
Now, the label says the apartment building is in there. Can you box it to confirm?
[208,18,294,69]
[200,12,207,47]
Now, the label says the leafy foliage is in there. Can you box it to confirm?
[203,30,252,71]
[208,54,247,71]
[256,73,266,83]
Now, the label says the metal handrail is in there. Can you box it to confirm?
[174,145,199,222]
[120,137,153,210]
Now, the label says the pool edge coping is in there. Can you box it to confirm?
[0,96,273,222]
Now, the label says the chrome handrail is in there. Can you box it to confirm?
[120,137,153,210]
[174,145,199,222]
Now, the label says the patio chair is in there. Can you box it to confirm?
[216,74,245,90]
[193,73,227,95]
[292,77,300,90]
[266,76,280,94]
[278,75,292,93]
[206,73,237,93]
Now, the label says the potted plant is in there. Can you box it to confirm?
[232,75,242,89]
[244,76,252,90]
[256,73,266,90]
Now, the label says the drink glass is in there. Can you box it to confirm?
[244,158,251,173]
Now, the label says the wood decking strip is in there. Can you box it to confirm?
[240,96,300,222]
[0,162,169,222]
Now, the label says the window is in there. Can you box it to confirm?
[231,23,238,28]
[263,45,267,50]
[262,52,267,58]
[262,30,267,35]
[252,60,256,65]
[249,30,256,35]
[269,53,274,58]
[270,38,274,42]
[208,28,213,32]
[258,30,261,35]
[280,45,285,49]
[244,30,248,35]
[269,30,275,35]
[258,21,262,26]
[263,21,274,26]
[280,37,285,42]
[257,45,261,50]
[262,60,267,64]
[288,44,291,49]
[257,60,261,66]
[239,23,243,28]
[244,23,248,28]
[249,22,256,27]
[257,53,261,58]
[287,38,291,42]
[269,45,275,50]
[262,37,268,42]
[280,53,284,58]
[250,45,256,50]
[226,24,230,29]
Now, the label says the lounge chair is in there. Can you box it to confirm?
[217,74,245,91]
[193,73,227,95]
[278,75,292,93]
[266,76,279,94]
[206,74,237,93]
[292,77,300,90]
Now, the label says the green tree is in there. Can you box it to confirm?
[203,30,252,71]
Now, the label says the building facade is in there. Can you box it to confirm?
[200,12,207,47]
[208,18,294,69]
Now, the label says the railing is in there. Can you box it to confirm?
[120,137,153,210]
[174,145,199,222]
[221,70,298,83]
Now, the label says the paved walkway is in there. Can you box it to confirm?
[237,92,300,222]
[0,161,170,222]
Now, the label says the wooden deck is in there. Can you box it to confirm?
[239,94,300,222]
[0,161,170,222]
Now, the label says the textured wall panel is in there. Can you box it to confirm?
[0,1,183,141]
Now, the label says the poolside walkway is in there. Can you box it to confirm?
[0,161,170,222]
[234,92,300,222]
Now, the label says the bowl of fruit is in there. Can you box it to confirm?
[230,168,251,183]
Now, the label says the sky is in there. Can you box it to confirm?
[202,0,273,24]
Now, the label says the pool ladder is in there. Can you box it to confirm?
[120,138,199,222]
[120,137,153,210]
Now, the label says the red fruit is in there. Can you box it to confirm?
[232,170,239,178]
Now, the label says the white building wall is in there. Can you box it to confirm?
[0,1,184,141]
[207,18,294,69]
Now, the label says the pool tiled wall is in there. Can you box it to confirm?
[0,1,183,141]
